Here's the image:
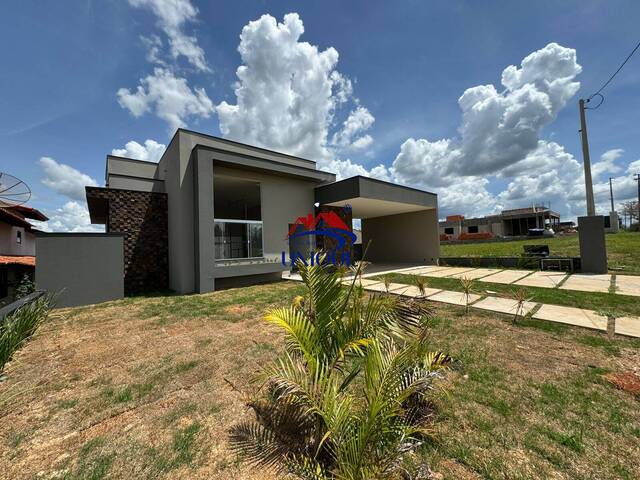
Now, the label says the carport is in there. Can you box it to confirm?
[314,176,440,265]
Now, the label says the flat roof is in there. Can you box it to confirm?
[315,176,437,219]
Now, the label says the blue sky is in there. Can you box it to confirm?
[1,1,639,230]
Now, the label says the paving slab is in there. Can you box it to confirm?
[364,282,410,293]
[402,265,451,275]
[615,317,640,338]
[477,269,533,285]
[420,267,477,278]
[447,268,503,280]
[533,304,607,331]
[343,278,382,287]
[515,271,568,288]
[473,296,538,316]
[614,275,640,297]
[427,290,482,307]
[559,274,612,293]
[388,285,443,298]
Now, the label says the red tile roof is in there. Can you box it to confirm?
[0,255,35,267]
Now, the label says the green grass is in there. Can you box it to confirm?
[375,272,640,317]
[441,231,640,274]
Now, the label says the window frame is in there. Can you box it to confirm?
[213,218,264,261]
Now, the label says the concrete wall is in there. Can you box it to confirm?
[0,223,35,256]
[36,233,124,307]
[362,209,440,264]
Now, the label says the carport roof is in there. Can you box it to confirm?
[315,176,437,219]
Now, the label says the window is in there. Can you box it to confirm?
[467,225,479,233]
[214,176,263,260]
[444,227,454,235]
[16,231,22,244]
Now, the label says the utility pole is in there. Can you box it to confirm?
[609,178,615,212]
[579,99,596,216]
[635,173,640,224]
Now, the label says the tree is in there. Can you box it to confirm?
[230,259,450,479]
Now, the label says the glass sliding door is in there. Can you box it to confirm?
[214,220,263,260]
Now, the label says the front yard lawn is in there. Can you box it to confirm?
[1,281,639,479]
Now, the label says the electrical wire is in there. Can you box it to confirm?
[587,39,640,105]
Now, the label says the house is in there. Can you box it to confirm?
[0,205,47,303]
[37,129,440,306]
[439,206,561,241]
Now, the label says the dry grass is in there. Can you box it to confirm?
[1,280,639,479]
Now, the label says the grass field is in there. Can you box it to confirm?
[441,231,640,274]
[1,282,639,479]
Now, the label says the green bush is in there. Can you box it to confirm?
[230,260,450,479]
[0,294,54,374]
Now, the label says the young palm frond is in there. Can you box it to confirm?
[414,275,428,298]
[510,287,533,325]
[231,260,449,478]
[383,275,391,293]
[459,277,476,315]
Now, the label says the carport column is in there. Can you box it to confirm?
[193,150,215,293]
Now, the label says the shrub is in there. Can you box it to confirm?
[14,274,35,300]
[230,259,450,479]
[0,294,54,374]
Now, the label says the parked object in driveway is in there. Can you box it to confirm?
[528,228,554,237]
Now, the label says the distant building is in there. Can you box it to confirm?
[439,206,560,241]
[0,205,48,303]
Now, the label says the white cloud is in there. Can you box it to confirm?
[33,201,103,233]
[39,157,98,202]
[112,139,166,162]
[128,0,209,71]
[392,42,581,185]
[117,67,214,132]
[592,148,624,179]
[332,106,375,151]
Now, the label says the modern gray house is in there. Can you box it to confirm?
[37,129,439,305]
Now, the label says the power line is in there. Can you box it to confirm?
[587,39,640,103]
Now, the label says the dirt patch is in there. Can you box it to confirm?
[223,305,254,316]
[604,371,640,396]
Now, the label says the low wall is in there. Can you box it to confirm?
[36,233,124,308]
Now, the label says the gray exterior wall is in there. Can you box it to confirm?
[36,234,124,307]
[362,209,440,264]
[155,130,331,294]
[0,222,35,256]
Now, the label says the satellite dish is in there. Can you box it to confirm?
[0,172,31,208]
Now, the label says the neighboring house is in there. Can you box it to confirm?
[0,205,47,303]
[439,206,561,241]
[37,129,440,306]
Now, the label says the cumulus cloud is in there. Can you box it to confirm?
[33,201,104,233]
[332,106,375,151]
[112,139,166,162]
[39,157,98,202]
[128,0,209,71]
[117,68,214,132]
[393,43,582,186]
[592,148,624,179]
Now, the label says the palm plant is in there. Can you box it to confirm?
[510,287,533,325]
[382,275,392,293]
[414,276,428,298]
[230,259,450,479]
[459,277,476,315]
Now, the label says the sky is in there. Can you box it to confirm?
[1,0,639,231]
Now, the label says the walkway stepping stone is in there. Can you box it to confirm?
[615,317,640,338]
[559,274,612,293]
[515,271,567,288]
[533,304,607,331]
[477,269,532,284]
[420,267,477,278]
[447,268,503,280]
[615,275,640,297]
[364,282,409,293]
[390,285,442,298]
[473,296,537,316]
[343,278,382,287]
[427,290,482,306]
[402,265,451,275]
